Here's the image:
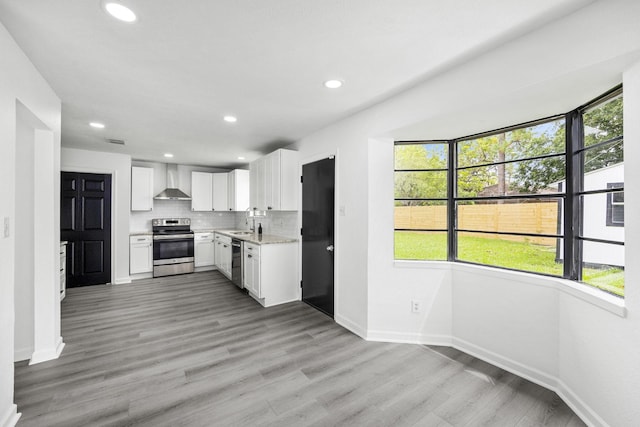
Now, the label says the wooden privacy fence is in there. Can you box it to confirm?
[395,202,559,246]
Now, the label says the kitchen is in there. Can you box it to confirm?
[127,153,300,307]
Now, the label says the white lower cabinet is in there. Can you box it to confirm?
[130,235,153,275]
[243,243,260,297]
[214,233,232,279]
[194,232,215,269]
[243,241,298,307]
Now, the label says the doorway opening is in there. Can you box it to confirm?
[14,101,60,363]
[301,156,335,317]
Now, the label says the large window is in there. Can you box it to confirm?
[576,90,624,296]
[394,86,624,297]
[455,118,565,276]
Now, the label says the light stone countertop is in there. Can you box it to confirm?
[130,229,296,245]
[213,230,297,245]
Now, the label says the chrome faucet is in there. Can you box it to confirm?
[245,208,256,232]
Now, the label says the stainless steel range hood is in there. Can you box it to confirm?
[154,164,191,200]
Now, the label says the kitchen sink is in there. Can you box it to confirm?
[230,231,254,235]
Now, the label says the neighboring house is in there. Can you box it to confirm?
[557,162,624,267]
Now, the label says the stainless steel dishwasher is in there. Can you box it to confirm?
[231,239,243,289]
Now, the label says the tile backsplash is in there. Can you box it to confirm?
[130,200,237,231]
[234,211,299,238]
[130,200,298,238]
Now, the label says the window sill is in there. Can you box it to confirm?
[394,260,626,318]
[394,260,452,270]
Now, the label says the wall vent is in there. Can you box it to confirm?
[106,138,125,145]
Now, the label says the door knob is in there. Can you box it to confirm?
[326,245,334,252]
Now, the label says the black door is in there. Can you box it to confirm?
[302,157,335,317]
[61,172,112,287]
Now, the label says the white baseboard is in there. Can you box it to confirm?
[451,337,558,392]
[13,346,33,363]
[361,331,602,427]
[450,338,605,426]
[556,380,608,427]
[367,330,452,346]
[264,297,299,308]
[335,314,367,339]
[29,336,65,365]
[113,277,132,285]
[0,404,20,427]
[54,336,65,357]
[129,272,152,281]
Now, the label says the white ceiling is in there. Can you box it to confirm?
[0,0,593,168]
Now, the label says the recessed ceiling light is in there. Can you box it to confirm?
[324,79,343,89]
[223,115,237,123]
[237,156,246,160]
[104,2,137,22]
[90,122,105,129]
[164,153,174,158]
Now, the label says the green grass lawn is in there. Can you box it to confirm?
[395,231,624,297]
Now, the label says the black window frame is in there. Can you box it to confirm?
[393,141,450,261]
[394,85,624,296]
[453,115,566,276]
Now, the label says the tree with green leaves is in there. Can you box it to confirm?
[394,144,446,206]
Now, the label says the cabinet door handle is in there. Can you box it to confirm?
[268,206,272,210]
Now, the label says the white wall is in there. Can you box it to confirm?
[13,108,36,362]
[0,20,61,427]
[292,129,370,335]
[61,148,132,285]
[293,1,640,425]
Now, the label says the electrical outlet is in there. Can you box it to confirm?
[3,217,9,238]
[411,299,421,313]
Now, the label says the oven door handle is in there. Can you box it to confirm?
[153,234,194,240]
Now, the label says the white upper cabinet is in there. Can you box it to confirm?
[192,171,234,211]
[249,149,299,211]
[212,173,229,211]
[228,169,250,211]
[191,171,213,211]
[131,166,154,211]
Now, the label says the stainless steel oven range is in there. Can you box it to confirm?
[152,218,194,277]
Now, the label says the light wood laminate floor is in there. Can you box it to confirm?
[14,271,585,426]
